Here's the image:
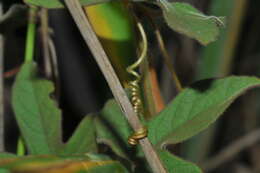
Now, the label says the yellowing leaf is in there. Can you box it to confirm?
[0,155,128,173]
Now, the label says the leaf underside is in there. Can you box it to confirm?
[162,2,224,45]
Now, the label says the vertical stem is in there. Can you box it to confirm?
[25,6,37,62]
[154,29,182,92]
[0,2,4,152]
[17,138,25,156]
[40,8,52,78]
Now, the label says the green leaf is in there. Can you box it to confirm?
[160,2,224,45]
[24,0,106,9]
[60,115,97,155]
[0,169,10,173]
[12,62,62,154]
[159,150,202,173]
[95,100,132,159]
[0,155,128,172]
[86,161,129,173]
[148,76,260,147]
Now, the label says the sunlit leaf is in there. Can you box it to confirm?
[148,76,260,147]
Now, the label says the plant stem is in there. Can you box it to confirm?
[17,137,26,156]
[25,6,37,62]
[0,2,4,152]
[141,5,182,92]
[63,0,167,172]
[40,8,52,78]
[154,29,182,92]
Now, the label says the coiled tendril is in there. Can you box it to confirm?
[126,20,148,114]
[127,19,148,145]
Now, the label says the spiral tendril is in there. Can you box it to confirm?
[126,20,148,114]
[127,19,148,145]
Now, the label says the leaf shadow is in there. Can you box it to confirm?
[97,115,150,172]
[189,78,215,92]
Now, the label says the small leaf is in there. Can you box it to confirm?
[0,155,128,172]
[95,100,132,159]
[12,62,62,154]
[159,150,202,173]
[148,76,260,147]
[60,115,97,155]
[24,0,103,9]
[160,2,224,45]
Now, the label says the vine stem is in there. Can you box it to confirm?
[0,2,4,152]
[154,29,182,92]
[139,4,182,93]
[63,0,167,172]
[40,8,52,78]
[24,6,37,62]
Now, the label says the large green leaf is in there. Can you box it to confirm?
[0,155,128,172]
[12,62,63,154]
[159,150,202,173]
[160,2,224,45]
[12,62,98,155]
[60,115,97,155]
[148,76,260,147]
[95,100,132,159]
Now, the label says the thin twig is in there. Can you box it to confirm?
[154,29,182,92]
[0,2,4,152]
[140,6,182,92]
[63,0,167,172]
[40,8,52,78]
[201,129,260,172]
[48,37,60,98]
